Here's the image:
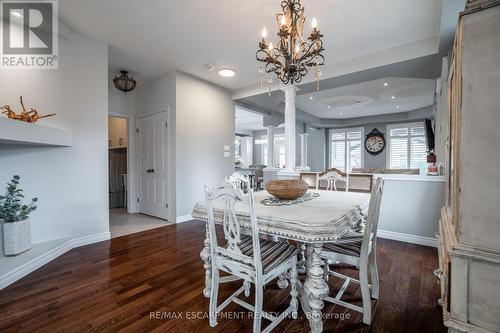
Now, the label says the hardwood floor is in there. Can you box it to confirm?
[0,221,446,333]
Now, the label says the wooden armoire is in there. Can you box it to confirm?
[434,1,500,332]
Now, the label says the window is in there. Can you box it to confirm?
[329,127,364,172]
[387,122,427,173]
[255,135,268,166]
[256,134,285,168]
[274,134,286,168]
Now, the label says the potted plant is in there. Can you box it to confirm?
[0,175,37,256]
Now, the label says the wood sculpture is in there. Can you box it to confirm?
[1,96,56,123]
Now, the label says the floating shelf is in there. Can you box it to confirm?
[0,117,72,147]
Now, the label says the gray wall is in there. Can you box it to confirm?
[0,22,109,247]
[175,71,235,217]
[308,128,326,172]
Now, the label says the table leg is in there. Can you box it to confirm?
[304,243,329,333]
[200,223,211,298]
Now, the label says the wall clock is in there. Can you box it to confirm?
[365,128,385,156]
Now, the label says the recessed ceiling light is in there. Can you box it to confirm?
[12,11,22,18]
[327,105,331,109]
[339,112,343,116]
[218,68,235,77]
[309,96,313,100]
[383,82,388,87]
[391,95,396,100]
[396,105,400,109]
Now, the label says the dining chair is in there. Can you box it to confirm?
[225,171,250,191]
[321,177,384,325]
[204,181,299,333]
[317,170,349,192]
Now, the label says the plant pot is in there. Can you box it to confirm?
[2,219,32,256]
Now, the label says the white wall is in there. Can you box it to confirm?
[0,23,109,247]
[108,76,136,116]
[175,71,235,218]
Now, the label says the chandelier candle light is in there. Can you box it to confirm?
[256,0,325,176]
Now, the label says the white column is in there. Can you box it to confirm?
[278,84,299,178]
[300,133,309,171]
[265,126,274,168]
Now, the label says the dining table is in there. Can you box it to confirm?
[192,189,371,333]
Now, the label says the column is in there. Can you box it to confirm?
[278,84,299,177]
[265,126,274,168]
[300,133,309,171]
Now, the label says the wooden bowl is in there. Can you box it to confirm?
[265,179,309,200]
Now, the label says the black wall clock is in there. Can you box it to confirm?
[365,128,385,156]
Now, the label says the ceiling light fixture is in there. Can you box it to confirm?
[327,105,331,109]
[383,82,388,87]
[396,105,400,109]
[113,70,137,93]
[218,68,236,77]
[391,95,396,100]
[309,96,313,100]
[339,112,343,116]
[256,0,325,93]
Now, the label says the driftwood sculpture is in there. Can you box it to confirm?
[1,96,56,123]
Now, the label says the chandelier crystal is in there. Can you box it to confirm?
[256,0,325,91]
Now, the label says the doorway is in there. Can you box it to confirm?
[108,116,128,210]
[137,112,169,220]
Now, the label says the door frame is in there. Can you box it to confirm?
[135,109,171,220]
[109,112,136,213]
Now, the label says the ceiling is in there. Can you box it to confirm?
[296,77,435,119]
[59,0,443,91]
[235,107,264,132]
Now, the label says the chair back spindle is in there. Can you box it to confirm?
[204,182,263,278]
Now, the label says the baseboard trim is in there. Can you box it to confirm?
[176,215,193,224]
[0,232,110,290]
[378,230,437,248]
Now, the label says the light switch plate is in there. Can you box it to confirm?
[224,145,230,151]
[224,151,231,158]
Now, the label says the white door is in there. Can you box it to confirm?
[137,112,169,219]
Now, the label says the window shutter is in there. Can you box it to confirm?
[389,137,408,168]
[330,128,363,172]
[387,123,427,173]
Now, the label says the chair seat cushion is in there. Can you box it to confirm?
[322,240,362,257]
[322,229,373,257]
[239,236,298,274]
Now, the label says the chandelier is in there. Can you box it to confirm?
[256,0,325,92]
[113,70,137,93]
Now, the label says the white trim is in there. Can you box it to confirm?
[378,229,437,248]
[176,215,193,224]
[0,232,110,290]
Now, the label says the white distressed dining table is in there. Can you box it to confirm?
[192,189,370,333]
